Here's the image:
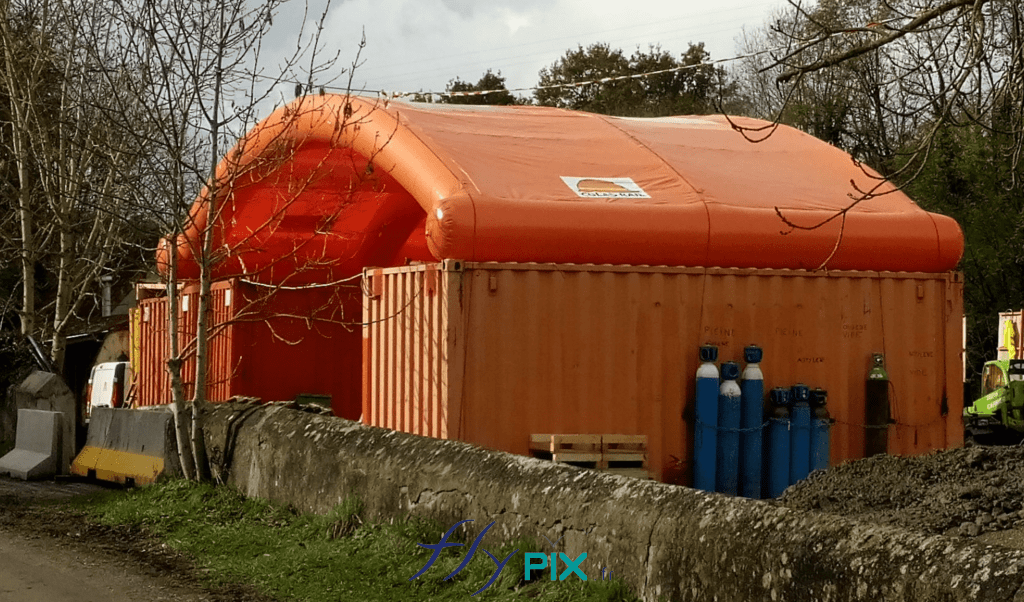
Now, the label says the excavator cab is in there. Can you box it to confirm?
[965,360,1010,439]
[1006,360,1024,431]
[982,361,1008,395]
[965,359,1024,440]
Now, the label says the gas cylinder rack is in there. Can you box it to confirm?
[693,345,833,498]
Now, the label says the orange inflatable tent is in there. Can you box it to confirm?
[159,95,963,282]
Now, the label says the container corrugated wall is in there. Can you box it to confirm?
[208,284,234,403]
[363,264,460,439]
[362,261,964,484]
[136,290,171,407]
[133,279,363,418]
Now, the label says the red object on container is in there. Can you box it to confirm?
[158,95,963,283]
[134,280,361,419]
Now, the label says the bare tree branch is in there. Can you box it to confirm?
[776,0,987,83]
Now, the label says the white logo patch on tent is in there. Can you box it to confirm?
[561,177,650,198]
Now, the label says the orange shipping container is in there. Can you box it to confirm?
[134,279,362,417]
[362,261,964,484]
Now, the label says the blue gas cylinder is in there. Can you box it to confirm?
[789,384,812,485]
[810,388,831,472]
[716,361,742,495]
[693,345,719,492]
[765,387,791,498]
[740,345,764,499]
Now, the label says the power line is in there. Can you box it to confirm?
[360,2,780,84]
[278,12,915,104]
[326,45,786,101]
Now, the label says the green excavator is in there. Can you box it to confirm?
[964,315,1024,442]
[963,359,1024,441]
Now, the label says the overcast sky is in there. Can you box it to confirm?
[259,0,787,105]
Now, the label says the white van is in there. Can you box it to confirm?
[87,361,132,413]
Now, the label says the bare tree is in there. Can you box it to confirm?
[737,0,1023,380]
[0,0,142,367]
[740,0,1022,186]
[2,0,374,478]
[91,0,360,479]
[1,0,50,339]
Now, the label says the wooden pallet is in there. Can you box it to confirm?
[529,434,604,465]
[530,434,651,479]
[602,434,648,464]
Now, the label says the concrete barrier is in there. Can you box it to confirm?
[0,409,62,480]
[2,372,77,474]
[71,407,179,485]
[202,403,1024,602]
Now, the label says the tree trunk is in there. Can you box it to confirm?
[15,159,35,338]
[0,3,36,338]
[49,224,74,371]
[190,219,213,482]
[168,357,196,481]
[190,397,210,481]
[191,193,214,482]
[165,239,196,481]
[187,8,228,483]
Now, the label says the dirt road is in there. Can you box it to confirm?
[0,476,261,602]
[0,527,212,602]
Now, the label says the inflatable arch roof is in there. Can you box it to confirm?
[159,95,963,283]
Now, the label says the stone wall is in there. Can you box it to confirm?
[203,402,1024,602]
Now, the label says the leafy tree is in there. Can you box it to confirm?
[535,42,632,114]
[902,123,1024,380]
[535,42,740,116]
[628,43,741,116]
[440,69,518,105]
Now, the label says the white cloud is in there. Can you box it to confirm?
[502,9,531,37]
[254,0,787,104]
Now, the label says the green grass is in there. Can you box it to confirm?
[73,479,639,602]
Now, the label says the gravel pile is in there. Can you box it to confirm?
[775,443,1024,538]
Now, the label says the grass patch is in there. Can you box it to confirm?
[73,479,639,602]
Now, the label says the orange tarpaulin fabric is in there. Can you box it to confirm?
[158,95,963,283]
